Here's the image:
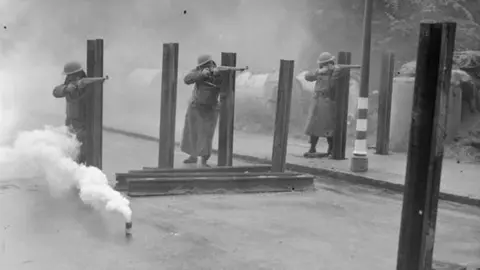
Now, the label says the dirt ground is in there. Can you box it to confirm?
[0,130,479,270]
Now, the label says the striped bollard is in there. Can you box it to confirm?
[350,98,369,172]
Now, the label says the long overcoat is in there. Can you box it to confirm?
[180,69,223,157]
[304,67,348,137]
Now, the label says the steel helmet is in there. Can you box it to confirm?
[197,54,214,67]
[317,52,335,65]
[63,61,84,75]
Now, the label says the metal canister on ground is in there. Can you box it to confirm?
[125,221,132,237]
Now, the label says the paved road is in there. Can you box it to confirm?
[0,113,479,269]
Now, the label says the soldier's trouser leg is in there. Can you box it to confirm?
[74,128,87,164]
[309,136,319,152]
[326,136,333,155]
[304,136,319,157]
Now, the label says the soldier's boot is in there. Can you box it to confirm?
[183,156,198,164]
[200,156,210,167]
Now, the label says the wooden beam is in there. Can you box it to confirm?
[332,51,351,160]
[85,39,104,169]
[217,52,237,166]
[158,43,179,168]
[396,22,456,270]
[118,172,295,179]
[140,165,271,173]
[376,51,395,155]
[127,174,314,197]
[271,60,294,172]
[115,171,300,190]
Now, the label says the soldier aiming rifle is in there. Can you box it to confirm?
[181,54,247,167]
[52,61,108,164]
[303,52,361,158]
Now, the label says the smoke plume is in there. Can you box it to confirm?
[0,125,132,222]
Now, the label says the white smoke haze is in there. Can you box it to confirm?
[0,66,131,222]
[0,0,319,226]
[0,126,132,222]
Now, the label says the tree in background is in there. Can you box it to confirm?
[301,0,480,71]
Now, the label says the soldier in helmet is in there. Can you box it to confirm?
[303,52,360,158]
[180,54,224,167]
[52,61,107,164]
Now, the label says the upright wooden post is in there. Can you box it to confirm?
[158,43,179,168]
[85,39,104,169]
[375,51,395,155]
[217,52,236,166]
[332,51,351,160]
[396,22,456,270]
[350,0,373,172]
[271,60,294,172]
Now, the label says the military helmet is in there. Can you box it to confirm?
[63,61,84,75]
[197,54,215,67]
[317,52,335,65]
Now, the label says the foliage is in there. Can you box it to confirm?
[381,0,480,50]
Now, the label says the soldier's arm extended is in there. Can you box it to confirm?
[184,69,205,85]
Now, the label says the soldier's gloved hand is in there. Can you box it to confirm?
[211,68,220,76]
[315,67,328,75]
[65,83,77,93]
[201,68,211,77]
[76,79,87,89]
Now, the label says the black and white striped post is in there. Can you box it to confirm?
[350,0,373,172]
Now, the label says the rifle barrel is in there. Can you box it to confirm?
[338,64,361,69]
[217,66,248,72]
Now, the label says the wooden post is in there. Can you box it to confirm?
[158,43,179,168]
[271,60,294,172]
[332,51,351,160]
[375,51,395,155]
[350,0,373,172]
[396,22,456,270]
[217,52,236,166]
[85,39,104,169]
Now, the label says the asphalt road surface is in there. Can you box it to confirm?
[0,113,479,269]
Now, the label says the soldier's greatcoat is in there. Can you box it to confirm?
[181,69,223,157]
[304,67,349,137]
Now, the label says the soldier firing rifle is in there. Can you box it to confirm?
[52,61,108,164]
[180,54,248,167]
[303,52,361,158]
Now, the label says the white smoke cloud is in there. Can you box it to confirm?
[0,125,132,222]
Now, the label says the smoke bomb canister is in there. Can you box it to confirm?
[125,221,132,236]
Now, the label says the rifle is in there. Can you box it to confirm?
[216,66,249,72]
[316,64,361,75]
